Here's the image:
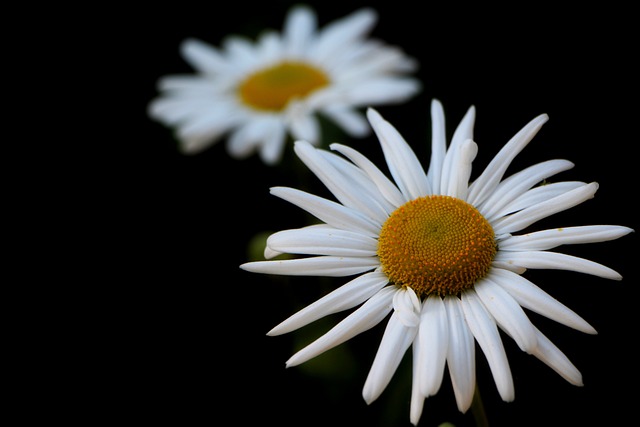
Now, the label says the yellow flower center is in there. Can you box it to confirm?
[377,195,496,298]
[238,61,330,112]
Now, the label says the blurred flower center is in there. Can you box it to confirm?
[238,61,330,111]
[378,195,496,298]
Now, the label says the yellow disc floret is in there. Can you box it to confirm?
[238,61,330,111]
[378,195,496,298]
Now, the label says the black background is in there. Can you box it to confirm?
[120,1,638,426]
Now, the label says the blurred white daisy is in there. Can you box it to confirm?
[241,99,633,425]
[148,5,420,164]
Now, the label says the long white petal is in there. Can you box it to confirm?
[180,38,226,74]
[330,143,406,208]
[267,226,378,257]
[312,8,377,62]
[499,225,634,251]
[467,114,549,206]
[488,268,596,334]
[322,105,370,137]
[294,140,388,223]
[479,159,575,220]
[363,307,418,404]
[528,326,584,386]
[439,106,475,197]
[492,181,586,219]
[418,296,449,396]
[268,270,389,335]
[444,296,475,413]
[461,289,514,402]
[493,250,622,280]
[239,256,379,277]
[283,5,316,57]
[320,149,395,216]
[474,278,538,353]
[446,139,478,200]
[427,99,447,194]
[410,338,426,426]
[270,187,381,237]
[491,182,598,235]
[286,286,396,367]
[367,108,431,199]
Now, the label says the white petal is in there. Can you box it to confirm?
[528,326,584,386]
[344,78,421,106]
[444,139,478,200]
[320,149,395,216]
[392,287,421,327]
[239,255,379,277]
[491,182,598,235]
[363,307,418,404]
[294,140,389,223]
[460,289,514,402]
[330,143,406,208]
[312,8,377,62]
[444,296,475,413]
[258,119,287,165]
[479,159,575,220]
[283,5,316,57]
[417,296,449,396]
[499,225,634,251]
[410,340,426,426]
[493,250,622,280]
[289,108,320,143]
[427,99,447,194]
[269,187,380,237]
[467,114,549,206]
[180,38,226,74]
[286,286,396,367]
[268,270,389,335]
[367,108,431,199]
[493,181,586,219]
[266,226,378,257]
[322,106,370,137]
[226,116,273,159]
[488,268,596,334]
[474,278,538,353]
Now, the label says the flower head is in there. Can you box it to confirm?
[240,99,633,425]
[148,5,420,164]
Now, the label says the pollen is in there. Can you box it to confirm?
[238,61,330,111]
[378,195,496,298]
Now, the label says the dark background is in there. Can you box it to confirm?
[121,1,638,425]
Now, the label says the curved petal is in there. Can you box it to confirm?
[283,5,317,57]
[474,278,538,353]
[493,250,622,280]
[363,306,419,404]
[417,296,449,396]
[268,270,389,335]
[266,226,378,257]
[269,186,381,237]
[367,108,431,199]
[286,286,396,367]
[461,289,514,402]
[444,296,475,413]
[330,143,406,208]
[488,268,596,334]
[467,114,549,206]
[427,99,447,194]
[528,326,584,386]
[478,159,575,220]
[491,182,598,235]
[499,225,634,251]
[239,255,379,277]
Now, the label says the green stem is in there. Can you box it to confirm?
[471,383,489,427]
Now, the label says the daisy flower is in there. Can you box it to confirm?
[240,99,633,425]
[147,5,420,164]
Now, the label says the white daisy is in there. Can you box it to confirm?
[147,5,420,164]
[240,99,633,425]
